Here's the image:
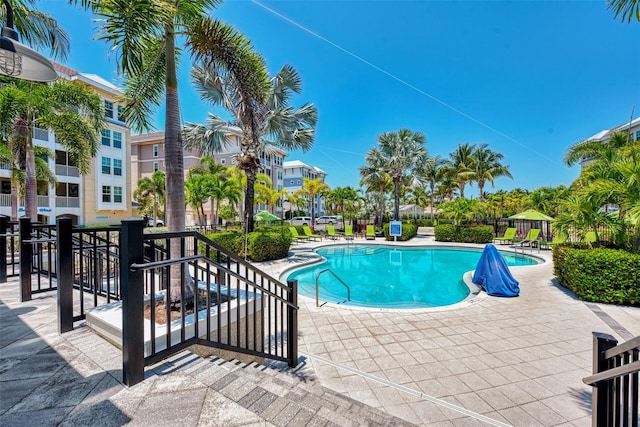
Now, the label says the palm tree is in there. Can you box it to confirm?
[375,129,427,220]
[446,143,475,199]
[208,173,242,227]
[414,155,445,221]
[183,63,317,232]
[294,177,330,228]
[134,171,166,227]
[564,131,632,167]
[184,172,210,225]
[0,78,104,219]
[80,0,264,234]
[360,147,392,226]
[439,198,481,225]
[188,156,228,225]
[327,186,360,228]
[607,0,640,22]
[471,143,512,201]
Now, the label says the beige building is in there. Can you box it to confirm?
[0,63,133,225]
[131,132,288,225]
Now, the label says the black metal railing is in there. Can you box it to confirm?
[583,332,640,426]
[120,219,299,386]
[0,216,19,282]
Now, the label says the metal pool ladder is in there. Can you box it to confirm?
[316,268,351,307]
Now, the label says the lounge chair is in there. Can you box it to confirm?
[288,226,309,242]
[493,227,516,245]
[326,225,342,240]
[302,226,321,241]
[515,228,541,248]
[365,225,376,240]
[344,225,355,240]
[539,234,566,250]
[585,231,597,245]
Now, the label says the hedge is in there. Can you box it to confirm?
[383,222,418,241]
[434,225,494,243]
[553,244,640,306]
[204,230,292,262]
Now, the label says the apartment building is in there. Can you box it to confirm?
[0,63,132,225]
[131,132,288,224]
[282,160,328,218]
[579,117,640,167]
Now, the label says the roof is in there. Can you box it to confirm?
[284,160,327,175]
[581,116,640,143]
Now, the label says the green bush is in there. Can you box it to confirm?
[553,245,639,306]
[383,222,418,241]
[203,230,292,262]
[434,225,493,243]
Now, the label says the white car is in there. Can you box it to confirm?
[289,216,312,226]
[147,218,165,227]
[316,216,341,225]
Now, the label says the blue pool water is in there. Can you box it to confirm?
[286,245,538,309]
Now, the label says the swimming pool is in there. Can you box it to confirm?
[285,245,538,309]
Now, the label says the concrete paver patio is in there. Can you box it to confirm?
[1,232,638,426]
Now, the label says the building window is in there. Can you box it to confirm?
[102,186,111,203]
[153,162,159,171]
[33,127,49,141]
[113,159,122,176]
[221,159,226,165]
[297,180,301,185]
[290,180,294,185]
[117,105,125,122]
[635,130,640,141]
[101,157,111,174]
[104,100,113,119]
[277,171,282,180]
[113,131,122,149]
[114,186,122,203]
[69,183,79,197]
[101,129,110,146]
[153,144,159,157]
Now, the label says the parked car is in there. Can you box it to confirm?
[316,215,341,225]
[289,216,312,226]
[147,218,165,227]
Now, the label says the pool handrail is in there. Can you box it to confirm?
[316,268,351,307]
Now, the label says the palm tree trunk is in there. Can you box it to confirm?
[10,179,18,220]
[378,182,385,226]
[164,25,190,304]
[18,118,37,221]
[244,168,256,233]
[210,197,215,226]
[393,179,401,221]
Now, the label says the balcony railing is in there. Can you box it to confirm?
[55,164,80,177]
[56,197,80,208]
[0,193,10,207]
[0,161,10,170]
[37,196,49,207]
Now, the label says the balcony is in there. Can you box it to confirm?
[56,196,80,208]
[55,164,80,177]
[0,194,10,207]
[37,196,49,207]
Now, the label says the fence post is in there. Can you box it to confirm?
[591,331,618,427]
[19,217,32,302]
[287,279,298,368]
[56,217,73,333]
[0,215,7,283]
[121,218,145,387]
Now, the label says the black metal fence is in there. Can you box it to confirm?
[583,332,639,426]
[0,216,19,282]
[120,220,298,386]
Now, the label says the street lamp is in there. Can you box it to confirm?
[0,0,57,82]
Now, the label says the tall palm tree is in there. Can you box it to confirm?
[80,1,264,234]
[183,63,317,232]
[376,129,427,220]
[207,173,242,227]
[471,143,512,201]
[414,154,445,221]
[184,172,210,225]
[294,177,330,228]
[446,143,475,199]
[0,78,104,219]
[188,156,228,225]
[134,170,166,227]
[359,147,392,226]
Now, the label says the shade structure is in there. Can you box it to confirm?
[508,209,553,221]
[253,210,280,221]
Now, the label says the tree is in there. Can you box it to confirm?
[360,147,392,226]
[471,143,512,201]
[294,177,330,228]
[446,143,475,199]
[0,78,104,220]
[183,62,317,232]
[184,172,209,225]
[188,156,228,225]
[607,0,640,22]
[327,186,360,227]
[134,171,166,227]
[439,198,481,225]
[375,129,427,220]
[414,155,445,221]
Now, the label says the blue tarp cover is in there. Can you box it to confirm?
[472,244,520,297]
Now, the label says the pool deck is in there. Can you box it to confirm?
[1,232,639,426]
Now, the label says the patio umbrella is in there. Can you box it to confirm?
[253,210,280,221]
[508,209,553,221]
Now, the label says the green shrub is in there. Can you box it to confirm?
[553,245,640,306]
[434,225,493,243]
[202,230,292,262]
[383,222,418,241]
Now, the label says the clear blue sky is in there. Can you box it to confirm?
[41,0,640,196]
